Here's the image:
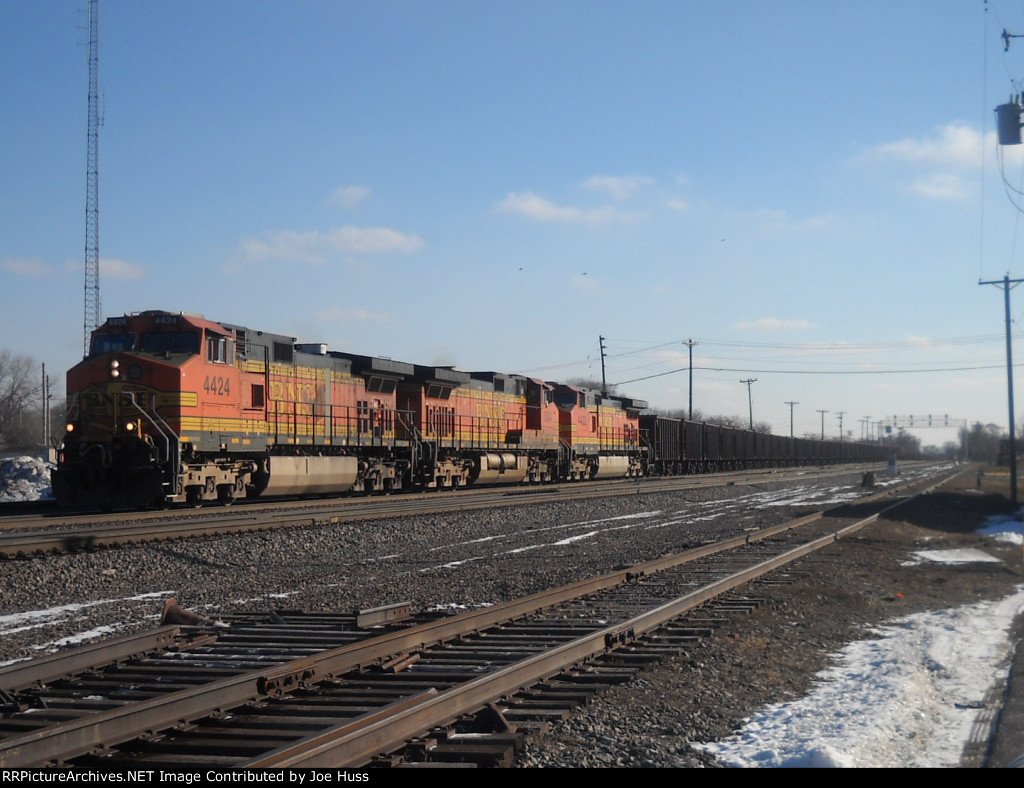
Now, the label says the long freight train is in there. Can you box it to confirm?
[52,311,891,508]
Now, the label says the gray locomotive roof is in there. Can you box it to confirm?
[329,352,415,378]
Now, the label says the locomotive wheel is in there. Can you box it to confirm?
[185,487,203,508]
[217,484,234,506]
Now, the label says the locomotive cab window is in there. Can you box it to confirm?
[553,389,578,409]
[140,331,199,356]
[366,376,397,395]
[90,333,135,355]
[425,383,453,400]
[206,335,229,364]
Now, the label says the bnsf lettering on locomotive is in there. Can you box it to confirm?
[268,379,315,415]
[84,392,115,409]
[269,379,315,403]
[476,403,507,421]
[203,376,231,396]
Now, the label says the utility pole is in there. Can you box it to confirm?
[817,409,829,440]
[685,339,698,419]
[979,274,1022,505]
[599,335,608,396]
[740,378,756,429]
[836,411,846,442]
[83,0,101,357]
[41,364,50,447]
[785,401,798,438]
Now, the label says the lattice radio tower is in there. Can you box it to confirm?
[83,0,101,358]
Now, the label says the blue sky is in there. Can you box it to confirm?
[4,0,1024,446]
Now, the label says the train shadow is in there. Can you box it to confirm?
[149,543,242,571]
[828,490,1017,536]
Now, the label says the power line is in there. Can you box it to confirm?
[613,363,1005,387]
[603,333,1011,355]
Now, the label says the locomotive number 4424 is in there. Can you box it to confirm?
[204,375,231,396]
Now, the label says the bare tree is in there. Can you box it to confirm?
[960,422,1004,464]
[564,378,618,396]
[0,350,44,451]
[703,414,744,428]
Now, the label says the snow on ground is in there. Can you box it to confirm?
[5,456,1019,766]
[0,591,174,668]
[980,514,1024,546]
[699,513,1024,768]
[902,548,1002,567]
[0,454,52,501]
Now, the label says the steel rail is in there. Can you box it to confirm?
[0,462,925,556]
[0,626,182,694]
[243,474,953,768]
[0,466,960,767]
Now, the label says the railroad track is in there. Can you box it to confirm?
[0,465,960,768]
[0,462,930,559]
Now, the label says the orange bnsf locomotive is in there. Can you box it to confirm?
[53,311,646,508]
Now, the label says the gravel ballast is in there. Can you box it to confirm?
[1,463,1019,767]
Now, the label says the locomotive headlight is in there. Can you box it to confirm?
[65,423,75,433]
[109,359,121,379]
[125,422,135,432]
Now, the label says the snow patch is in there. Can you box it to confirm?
[697,587,1024,768]
[0,455,53,501]
[903,549,1001,566]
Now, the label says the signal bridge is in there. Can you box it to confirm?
[877,415,965,433]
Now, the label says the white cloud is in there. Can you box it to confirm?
[326,185,369,209]
[3,259,52,278]
[243,226,424,264]
[667,198,690,212]
[581,175,653,200]
[904,173,971,200]
[495,192,635,224]
[313,307,396,324]
[903,335,933,347]
[570,273,599,291]
[734,317,819,331]
[860,123,984,200]
[747,209,834,232]
[54,255,143,280]
[100,258,145,280]
[867,122,983,167]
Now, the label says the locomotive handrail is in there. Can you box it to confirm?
[558,437,574,465]
[146,393,176,460]
[145,394,181,493]
[121,391,172,465]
